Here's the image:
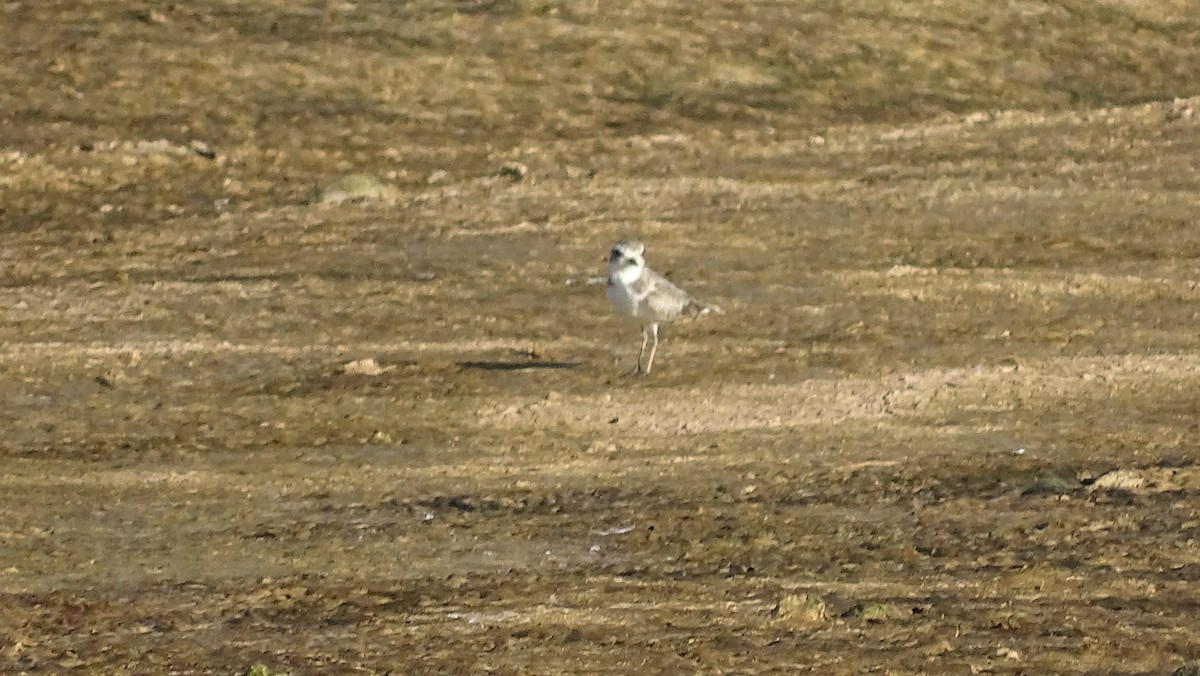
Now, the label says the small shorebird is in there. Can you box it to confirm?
[605,239,719,375]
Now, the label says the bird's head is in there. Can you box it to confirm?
[608,239,646,282]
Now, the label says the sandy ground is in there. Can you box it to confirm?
[4,2,1200,674]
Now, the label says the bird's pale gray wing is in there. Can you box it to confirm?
[641,269,702,320]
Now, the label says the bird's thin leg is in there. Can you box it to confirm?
[632,326,649,375]
[642,323,659,375]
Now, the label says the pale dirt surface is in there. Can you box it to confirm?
[4,1,1200,674]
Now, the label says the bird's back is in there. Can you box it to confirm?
[638,267,712,322]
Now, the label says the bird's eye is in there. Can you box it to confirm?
[625,258,638,266]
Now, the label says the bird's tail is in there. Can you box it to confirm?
[687,300,722,318]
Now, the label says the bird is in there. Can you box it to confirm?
[605,239,719,375]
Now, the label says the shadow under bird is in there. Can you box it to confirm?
[605,239,720,375]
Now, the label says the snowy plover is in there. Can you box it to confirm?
[606,239,719,375]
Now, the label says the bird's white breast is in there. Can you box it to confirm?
[607,261,650,319]
[607,277,641,318]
